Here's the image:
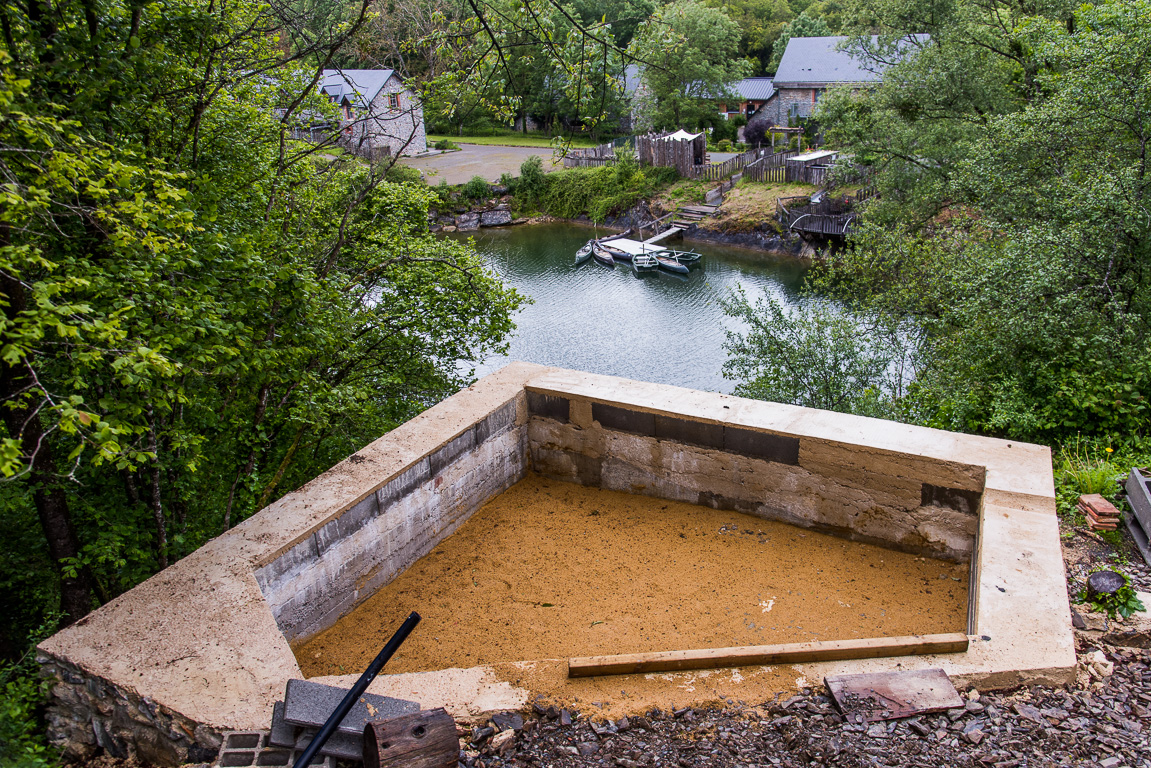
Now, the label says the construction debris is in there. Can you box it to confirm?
[1078,494,1121,531]
[825,669,963,724]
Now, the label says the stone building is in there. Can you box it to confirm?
[320,69,427,158]
[717,77,775,120]
[756,35,926,126]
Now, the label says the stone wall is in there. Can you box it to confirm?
[759,88,818,126]
[341,75,427,158]
[255,398,525,644]
[525,390,984,562]
[38,655,221,765]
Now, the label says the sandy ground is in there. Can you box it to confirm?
[296,474,968,680]
[399,144,564,185]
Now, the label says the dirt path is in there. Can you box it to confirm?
[400,144,564,185]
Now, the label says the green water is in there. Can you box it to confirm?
[465,223,811,393]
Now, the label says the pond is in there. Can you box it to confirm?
[463,223,811,393]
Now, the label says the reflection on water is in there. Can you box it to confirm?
[460,223,811,393]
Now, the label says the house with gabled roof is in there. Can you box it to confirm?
[717,77,775,120]
[757,35,927,125]
[320,69,426,158]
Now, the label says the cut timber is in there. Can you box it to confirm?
[825,668,962,724]
[363,708,457,768]
[566,633,970,678]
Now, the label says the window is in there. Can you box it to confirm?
[388,93,400,110]
[343,101,352,119]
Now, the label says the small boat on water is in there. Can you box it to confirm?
[574,241,593,265]
[632,253,659,272]
[668,249,701,264]
[591,242,616,267]
[599,242,632,262]
[654,252,689,274]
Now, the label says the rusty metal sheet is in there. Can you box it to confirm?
[825,668,962,724]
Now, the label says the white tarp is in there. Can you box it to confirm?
[659,129,702,142]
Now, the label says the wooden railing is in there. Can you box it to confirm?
[776,196,861,237]
[687,148,798,181]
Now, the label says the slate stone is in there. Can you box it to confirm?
[269,702,297,748]
[921,484,981,515]
[491,712,524,732]
[592,403,655,436]
[294,727,362,760]
[282,679,419,736]
[456,213,480,231]
[526,392,569,423]
[723,426,800,465]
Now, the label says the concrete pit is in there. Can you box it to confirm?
[36,363,1074,766]
[295,474,970,677]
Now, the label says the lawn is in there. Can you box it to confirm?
[428,132,604,149]
[697,180,818,233]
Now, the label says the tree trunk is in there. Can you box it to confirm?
[0,265,93,626]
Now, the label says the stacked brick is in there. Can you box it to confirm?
[1078,494,1121,531]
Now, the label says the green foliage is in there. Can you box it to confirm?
[517,156,549,205]
[721,287,917,418]
[522,163,677,222]
[629,0,752,130]
[462,175,492,200]
[1077,570,1147,619]
[769,10,832,72]
[433,139,461,151]
[0,0,523,688]
[810,0,1151,445]
[0,619,61,768]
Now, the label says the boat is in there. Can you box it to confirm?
[574,241,593,265]
[591,242,616,267]
[668,249,701,264]
[599,242,632,262]
[654,252,689,274]
[632,253,659,272]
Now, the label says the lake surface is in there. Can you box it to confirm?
[464,223,810,393]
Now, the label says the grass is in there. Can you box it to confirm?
[692,180,817,233]
[427,132,603,149]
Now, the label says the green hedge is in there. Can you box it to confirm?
[512,154,679,222]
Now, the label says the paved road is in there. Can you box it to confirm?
[399,144,563,185]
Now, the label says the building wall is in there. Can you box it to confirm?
[758,87,820,125]
[340,75,427,158]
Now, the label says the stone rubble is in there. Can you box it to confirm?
[458,640,1150,768]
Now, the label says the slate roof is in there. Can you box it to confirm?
[733,77,774,101]
[320,69,396,109]
[773,35,926,87]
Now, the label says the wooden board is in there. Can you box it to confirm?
[363,708,457,768]
[825,668,962,724]
[1125,469,1151,540]
[567,632,969,678]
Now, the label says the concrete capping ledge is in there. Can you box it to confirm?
[36,364,1074,766]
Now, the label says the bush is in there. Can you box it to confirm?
[384,163,424,185]
[717,139,733,152]
[531,164,678,222]
[744,117,771,147]
[433,138,460,151]
[516,155,548,205]
[0,618,60,768]
[461,175,490,201]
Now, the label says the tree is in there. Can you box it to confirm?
[705,0,796,74]
[722,288,915,418]
[0,0,521,651]
[628,0,752,130]
[808,0,1151,442]
[768,9,832,72]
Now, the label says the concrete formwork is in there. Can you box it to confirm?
[36,363,1075,765]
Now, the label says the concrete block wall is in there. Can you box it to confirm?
[255,398,525,644]
[525,390,984,562]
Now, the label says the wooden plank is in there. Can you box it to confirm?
[567,632,969,678]
[825,668,962,724]
[363,708,457,768]
[1125,469,1151,537]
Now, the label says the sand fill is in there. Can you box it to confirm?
[295,473,969,677]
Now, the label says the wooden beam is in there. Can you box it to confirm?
[567,633,970,678]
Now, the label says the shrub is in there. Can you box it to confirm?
[717,139,733,152]
[516,155,548,205]
[461,175,490,201]
[384,164,424,185]
[433,138,460,151]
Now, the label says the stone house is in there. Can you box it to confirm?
[320,69,427,158]
[757,35,926,126]
[717,77,775,120]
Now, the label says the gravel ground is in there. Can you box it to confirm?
[463,637,1149,768]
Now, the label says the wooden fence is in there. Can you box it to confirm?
[563,139,619,168]
[776,196,861,237]
[687,148,798,181]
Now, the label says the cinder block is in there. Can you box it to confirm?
[214,730,332,768]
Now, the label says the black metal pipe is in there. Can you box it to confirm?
[292,612,421,768]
